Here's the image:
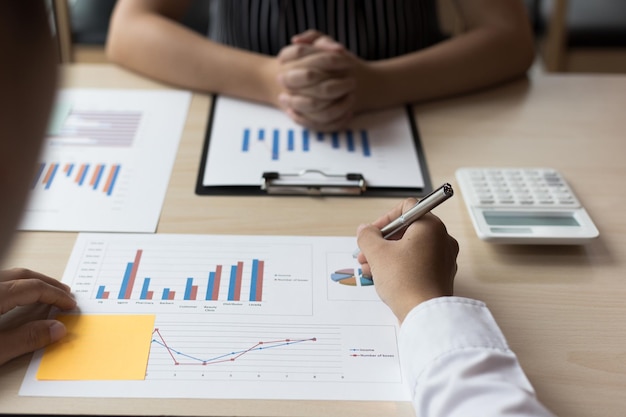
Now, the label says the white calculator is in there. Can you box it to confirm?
[455,167,599,244]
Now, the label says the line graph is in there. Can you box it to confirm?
[151,327,317,366]
[144,322,346,382]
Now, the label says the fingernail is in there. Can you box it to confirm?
[49,321,67,342]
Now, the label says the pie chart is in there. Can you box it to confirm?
[330,268,374,286]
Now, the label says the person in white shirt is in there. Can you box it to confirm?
[355,198,556,417]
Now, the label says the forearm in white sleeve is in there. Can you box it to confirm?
[399,297,556,417]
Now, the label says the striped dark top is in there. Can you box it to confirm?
[207,0,444,60]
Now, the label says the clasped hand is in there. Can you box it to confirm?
[276,30,371,132]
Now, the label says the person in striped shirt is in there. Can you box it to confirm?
[107,0,534,131]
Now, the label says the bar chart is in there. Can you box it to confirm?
[20,88,191,232]
[32,162,121,196]
[241,127,372,161]
[203,95,426,189]
[70,233,314,316]
[95,249,266,303]
[48,106,142,147]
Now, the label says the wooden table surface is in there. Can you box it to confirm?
[1,64,625,417]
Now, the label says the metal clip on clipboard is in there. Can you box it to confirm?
[261,170,366,195]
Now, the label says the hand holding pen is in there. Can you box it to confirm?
[355,184,459,323]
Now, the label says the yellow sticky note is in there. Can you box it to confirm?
[37,314,155,380]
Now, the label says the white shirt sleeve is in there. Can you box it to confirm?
[398,296,557,417]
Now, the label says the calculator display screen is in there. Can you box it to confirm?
[483,212,580,227]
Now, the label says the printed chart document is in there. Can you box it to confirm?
[197,96,429,195]
[20,88,191,232]
[20,233,411,403]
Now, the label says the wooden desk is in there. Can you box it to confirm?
[1,64,625,417]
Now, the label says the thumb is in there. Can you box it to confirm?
[0,320,66,366]
[356,223,385,259]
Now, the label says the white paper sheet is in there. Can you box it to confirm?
[19,88,191,232]
[20,233,411,402]
[203,96,424,188]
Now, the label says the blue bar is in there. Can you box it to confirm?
[118,262,134,299]
[287,129,295,151]
[107,165,121,196]
[162,288,170,300]
[78,164,90,186]
[44,164,59,189]
[346,130,355,152]
[31,163,45,189]
[140,278,151,299]
[228,265,237,301]
[184,277,194,300]
[258,128,265,141]
[93,165,105,190]
[272,129,279,160]
[242,128,250,152]
[302,129,310,151]
[206,271,215,300]
[331,132,340,149]
[96,285,106,299]
[317,132,324,141]
[249,259,259,302]
[66,163,74,177]
[361,130,371,157]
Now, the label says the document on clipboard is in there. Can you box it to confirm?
[196,95,431,196]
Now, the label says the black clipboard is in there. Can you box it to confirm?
[195,95,432,197]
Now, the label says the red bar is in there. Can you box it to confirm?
[168,291,176,300]
[75,164,86,183]
[89,164,103,186]
[102,291,109,299]
[123,249,143,299]
[255,260,264,302]
[211,265,222,301]
[146,291,153,300]
[103,164,119,194]
[42,163,57,185]
[190,286,198,300]
[234,261,243,301]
